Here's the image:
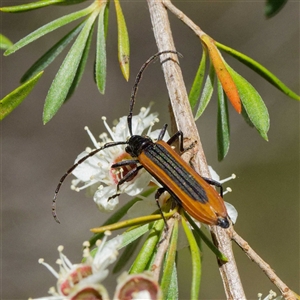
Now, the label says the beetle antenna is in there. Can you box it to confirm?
[127,50,181,136]
[52,141,127,223]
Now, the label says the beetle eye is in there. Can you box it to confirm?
[125,145,131,154]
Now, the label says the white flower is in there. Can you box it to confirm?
[31,232,122,300]
[114,272,162,300]
[71,106,165,212]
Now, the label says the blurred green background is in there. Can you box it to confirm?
[1,1,299,299]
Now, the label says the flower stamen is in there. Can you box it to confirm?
[38,258,59,278]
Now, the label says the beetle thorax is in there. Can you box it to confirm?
[125,135,153,157]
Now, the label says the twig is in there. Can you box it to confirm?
[162,0,207,39]
[230,228,299,300]
[147,0,246,299]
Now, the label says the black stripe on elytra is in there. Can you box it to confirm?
[144,143,208,204]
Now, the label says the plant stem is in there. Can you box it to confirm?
[230,228,299,300]
[147,0,246,299]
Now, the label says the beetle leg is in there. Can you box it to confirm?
[201,177,224,197]
[115,165,143,189]
[111,159,139,168]
[155,187,169,230]
[166,130,183,150]
[157,124,168,140]
[107,192,121,201]
[167,130,196,154]
[107,165,144,201]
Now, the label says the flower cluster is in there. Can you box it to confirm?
[31,232,121,300]
[71,106,167,212]
[30,232,161,300]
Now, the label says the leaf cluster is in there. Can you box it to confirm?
[1,0,129,123]
[188,35,299,160]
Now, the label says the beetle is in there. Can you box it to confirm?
[52,50,230,228]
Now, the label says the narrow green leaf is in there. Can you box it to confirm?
[265,0,288,18]
[181,214,201,300]
[57,0,89,5]
[4,4,95,56]
[95,3,108,94]
[184,212,228,262]
[0,33,13,50]
[194,63,215,120]
[89,188,155,248]
[165,262,178,300]
[114,0,130,81]
[113,237,142,273]
[217,79,230,161]
[0,0,65,12]
[21,22,85,83]
[216,41,300,101]
[43,10,99,124]
[103,0,110,38]
[120,222,154,249]
[90,211,171,234]
[226,64,270,141]
[0,71,43,120]
[161,219,178,299]
[189,48,207,110]
[241,104,255,128]
[129,219,164,274]
[66,21,95,100]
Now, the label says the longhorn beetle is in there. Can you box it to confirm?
[52,50,230,229]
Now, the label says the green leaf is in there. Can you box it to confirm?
[66,20,95,100]
[113,237,142,273]
[89,188,155,248]
[129,219,165,274]
[0,71,43,120]
[217,79,230,161]
[181,214,201,300]
[43,10,99,124]
[184,212,228,262]
[114,0,130,81]
[265,0,288,18]
[241,104,255,128]
[0,0,65,12]
[4,4,95,56]
[161,219,178,299]
[90,211,170,234]
[0,33,13,50]
[21,22,85,83]
[103,0,110,38]
[120,222,154,249]
[226,64,270,141]
[194,63,215,120]
[189,48,207,110]
[165,262,178,300]
[95,3,108,94]
[57,0,89,5]
[216,41,300,101]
